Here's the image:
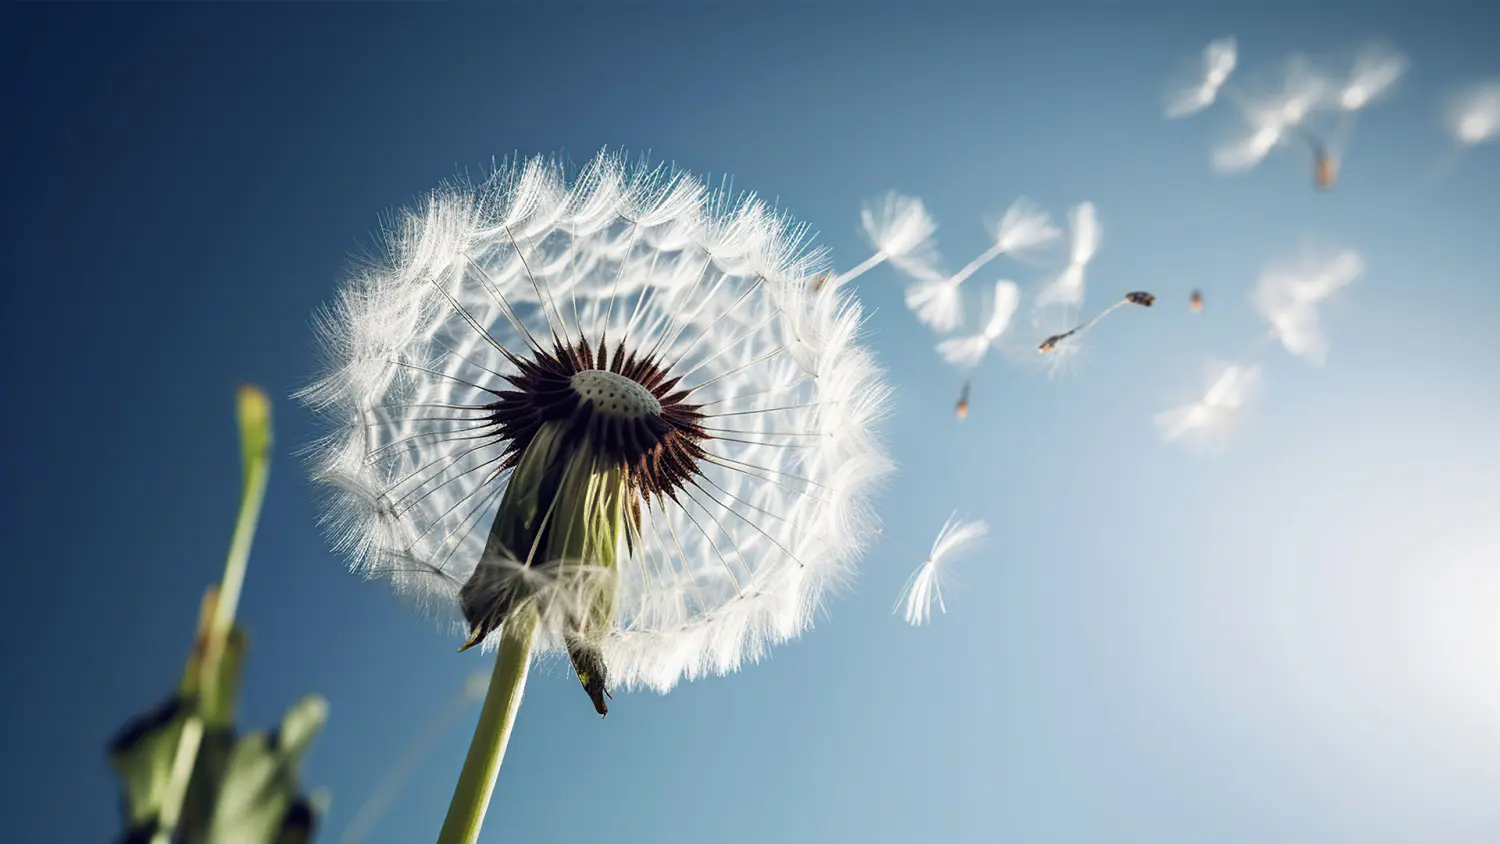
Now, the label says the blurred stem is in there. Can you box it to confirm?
[151,386,273,844]
[436,614,537,844]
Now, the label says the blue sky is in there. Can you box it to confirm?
[4,3,1500,842]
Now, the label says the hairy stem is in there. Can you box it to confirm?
[436,614,538,844]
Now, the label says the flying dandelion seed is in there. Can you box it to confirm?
[1213,57,1329,175]
[1307,43,1406,191]
[302,149,894,727]
[1020,306,1090,379]
[895,515,989,627]
[992,196,1064,260]
[936,281,1021,369]
[905,197,1058,333]
[1252,247,1363,365]
[1427,79,1500,184]
[828,192,937,290]
[899,252,965,334]
[1448,80,1500,146]
[1033,202,1098,311]
[1037,290,1154,354]
[954,381,969,421]
[1154,362,1263,450]
[1213,106,1291,173]
[1164,36,1238,118]
[1190,289,1204,312]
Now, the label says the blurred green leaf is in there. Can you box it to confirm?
[204,695,329,844]
[109,612,248,842]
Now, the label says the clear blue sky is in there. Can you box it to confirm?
[4,3,1500,842]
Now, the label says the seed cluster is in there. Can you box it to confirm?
[486,337,711,500]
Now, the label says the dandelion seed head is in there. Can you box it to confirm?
[302,150,892,696]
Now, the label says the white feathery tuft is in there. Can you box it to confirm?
[899,253,965,334]
[830,192,938,290]
[993,196,1062,260]
[1034,202,1098,310]
[860,191,937,259]
[1165,36,1238,119]
[936,281,1020,369]
[1252,247,1362,365]
[895,515,989,627]
[300,149,893,695]
[1335,42,1407,111]
[1212,108,1289,173]
[1212,57,1328,173]
[1155,362,1263,450]
[1449,80,1500,146]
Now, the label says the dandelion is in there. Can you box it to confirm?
[936,281,1021,369]
[302,150,891,844]
[1310,42,1408,190]
[1023,307,1090,379]
[905,197,1058,333]
[1190,289,1204,312]
[954,380,970,421]
[1251,247,1362,365]
[1154,362,1263,450]
[895,514,988,626]
[1448,79,1500,146]
[1033,201,1099,311]
[1213,57,1328,175]
[1037,290,1154,355]
[1164,36,1238,118]
[830,191,937,289]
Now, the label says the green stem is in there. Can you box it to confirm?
[151,386,273,844]
[437,614,537,844]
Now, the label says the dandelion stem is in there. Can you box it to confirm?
[437,613,537,844]
[151,385,273,844]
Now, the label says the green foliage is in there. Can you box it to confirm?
[106,386,330,843]
[107,611,329,844]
